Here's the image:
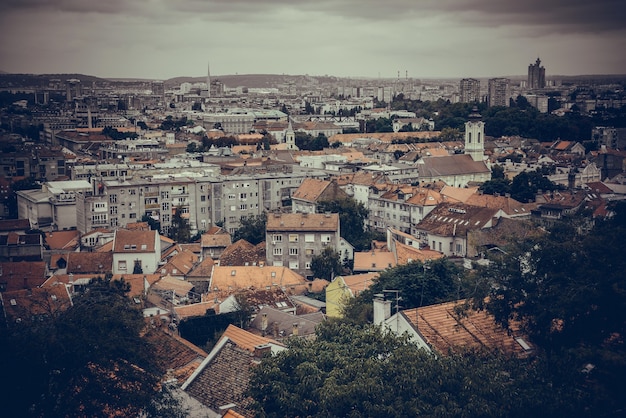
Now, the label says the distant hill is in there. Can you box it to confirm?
[0,73,107,88]
[164,73,340,89]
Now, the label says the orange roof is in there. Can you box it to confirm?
[220,324,283,352]
[291,178,331,202]
[210,266,307,293]
[353,250,396,272]
[340,273,378,295]
[403,300,532,357]
[174,302,216,320]
[266,212,339,232]
[113,229,157,253]
[44,230,79,250]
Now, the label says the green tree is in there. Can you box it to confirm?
[472,202,626,416]
[510,170,560,203]
[232,212,267,245]
[311,246,342,280]
[169,207,191,243]
[248,320,583,418]
[343,258,462,322]
[0,278,186,417]
[141,214,161,232]
[317,197,370,251]
[479,178,512,196]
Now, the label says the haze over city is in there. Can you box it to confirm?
[1,0,625,80]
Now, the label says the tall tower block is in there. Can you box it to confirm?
[464,107,485,162]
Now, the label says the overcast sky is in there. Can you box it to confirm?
[1,0,624,80]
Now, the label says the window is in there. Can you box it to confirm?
[321,234,331,242]
[273,248,283,255]
[201,195,206,202]
[305,234,314,243]
[288,234,298,243]
[239,193,247,199]
[272,234,282,243]
[161,191,169,199]
[289,261,299,269]
[230,205,236,211]
[129,189,136,195]
[240,204,247,210]
[162,202,170,211]
[228,194,236,200]
[201,207,206,213]
[468,132,472,143]
[289,248,298,255]
[118,260,127,270]
[129,213,136,219]
[456,243,462,253]
[305,262,311,269]
[109,194,117,203]
[305,248,314,255]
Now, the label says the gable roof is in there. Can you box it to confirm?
[44,230,80,251]
[248,306,324,339]
[50,252,113,275]
[220,324,284,352]
[353,250,396,272]
[291,178,332,202]
[143,327,207,385]
[0,261,47,291]
[336,273,378,296]
[158,249,198,276]
[266,212,339,232]
[113,229,157,253]
[210,266,307,293]
[1,283,72,325]
[402,300,533,357]
[219,239,266,267]
[201,232,232,248]
[416,202,500,237]
[417,154,490,177]
[186,257,215,279]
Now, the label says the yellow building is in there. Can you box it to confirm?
[325,273,378,318]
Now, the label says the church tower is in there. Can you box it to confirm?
[285,118,298,150]
[464,107,485,162]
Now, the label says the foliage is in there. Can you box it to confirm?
[102,126,138,140]
[510,170,561,202]
[365,117,393,133]
[141,214,161,232]
[159,116,192,131]
[295,132,329,151]
[0,278,185,417]
[311,247,342,280]
[232,212,267,245]
[472,201,626,416]
[343,259,462,322]
[168,207,191,243]
[317,197,369,251]
[248,320,584,418]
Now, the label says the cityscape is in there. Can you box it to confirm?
[1,2,626,415]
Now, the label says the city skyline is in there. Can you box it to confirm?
[0,1,624,80]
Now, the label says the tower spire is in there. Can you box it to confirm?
[207,61,211,99]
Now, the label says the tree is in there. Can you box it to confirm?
[343,258,462,322]
[232,213,267,245]
[311,247,342,280]
[141,214,161,232]
[0,278,186,417]
[510,170,560,203]
[247,320,584,418]
[471,202,626,416]
[317,197,370,251]
[169,207,191,243]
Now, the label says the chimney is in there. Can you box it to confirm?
[272,322,279,338]
[292,322,299,336]
[254,344,271,358]
[373,296,392,326]
[261,313,268,333]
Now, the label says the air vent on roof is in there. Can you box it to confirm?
[449,207,466,214]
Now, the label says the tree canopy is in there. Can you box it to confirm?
[248,320,584,418]
[0,278,185,417]
[310,246,342,280]
[317,197,376,251]
[232,212,267,245]
[471,201,626,416]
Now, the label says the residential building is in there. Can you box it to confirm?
[487,78,510,107]
[325,272,378,318]
[291,178,347,214]
[414,202,502,257]
[374,298,534,357]
[265,212,340,279]
[459,78,480,103]
[112,229,161,274]
[527,57,546,89]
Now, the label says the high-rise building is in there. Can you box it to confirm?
[459,78,481,103]
[527,58,546,89]
[487,78,510,107]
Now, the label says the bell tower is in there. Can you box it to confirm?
[464,107,485,162]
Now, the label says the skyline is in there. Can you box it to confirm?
[0,1,625,80]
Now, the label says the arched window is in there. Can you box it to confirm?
[468,132,472,143]
[477,132,481,143]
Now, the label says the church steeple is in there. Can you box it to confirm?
[285,118,298,150]
[464,106,485,162]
